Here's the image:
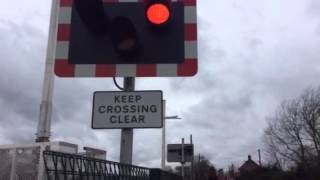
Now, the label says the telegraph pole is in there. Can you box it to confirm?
[258,149,262,166]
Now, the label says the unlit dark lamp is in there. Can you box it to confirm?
[111,17,141,59]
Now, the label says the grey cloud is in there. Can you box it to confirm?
[308,0,320,16]
[0,113,37,143]
[182,91,253,130]
[248,38,263,48]
[167,16,230,94]
[316,24,320,35]
[52,78,117,124]
[0,20,45,144]
[133,131,162,166]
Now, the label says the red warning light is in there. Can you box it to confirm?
[147,3,170,25]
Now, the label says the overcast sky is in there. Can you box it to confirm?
[0,0,320,169]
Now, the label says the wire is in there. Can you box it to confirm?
[113,77,125,91]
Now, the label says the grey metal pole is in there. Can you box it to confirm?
[120,77,135,164]
[36,0,58,142]
[181,138,185,179]
[190,134,193,180]
[161,100,166,169]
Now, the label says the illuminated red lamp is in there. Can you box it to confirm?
[146,3,170,25]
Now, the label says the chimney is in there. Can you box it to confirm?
[248,155,252,161]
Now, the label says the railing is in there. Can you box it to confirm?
[43,151,183,180]
[43,150,149,180]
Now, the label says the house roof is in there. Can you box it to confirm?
[239,155,260,172]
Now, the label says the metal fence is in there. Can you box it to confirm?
[43,151,183,180]
[43,150,150,180]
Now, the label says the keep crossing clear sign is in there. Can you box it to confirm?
[92,91,163,129]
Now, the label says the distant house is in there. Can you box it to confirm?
[239,155,260,174]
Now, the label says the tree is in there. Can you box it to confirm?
[299,88,320,165]
[264,100,308,168]
[193,155,217,180]
[264,86,320,175]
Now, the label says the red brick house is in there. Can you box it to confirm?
[239,155,260,174]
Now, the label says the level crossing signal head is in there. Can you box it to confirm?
[54,0,198,77]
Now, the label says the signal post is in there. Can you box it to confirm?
[120,77,135,164]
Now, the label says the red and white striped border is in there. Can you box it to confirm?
[55,0,197,77]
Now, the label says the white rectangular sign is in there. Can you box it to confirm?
[92,91,163,129]
[167,144,194,163]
